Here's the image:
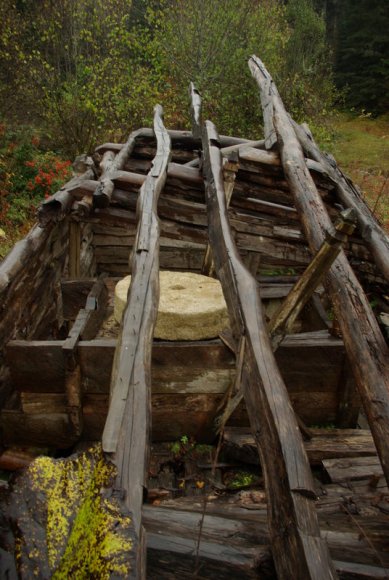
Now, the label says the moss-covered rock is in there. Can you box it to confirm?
[0,445,136,578]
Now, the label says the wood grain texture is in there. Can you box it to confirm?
[202,120,336,580]
[249,54,389,489]
[101,105,171,578]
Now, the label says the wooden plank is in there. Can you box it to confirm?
[1,410,76,448]
[102,105,171,576]
[249,54,389,488]
[223,427,377,466]
[323,456,383,483]
[202,120,336,579]
[21,392,67,414]
[6,341,66,392]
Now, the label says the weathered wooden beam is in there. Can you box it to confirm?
[269,208,357,347]
[249,54,389,489]
[93,129,142,208]
[223,427,376,466]
[102,105,171,577]
[202,153,239,276]
[202,120,336,580]
[292,119,389,284]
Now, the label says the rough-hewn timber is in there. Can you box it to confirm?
[249,54,389,488]
[202,120,336,580]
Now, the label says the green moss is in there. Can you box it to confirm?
[24,444,133,577]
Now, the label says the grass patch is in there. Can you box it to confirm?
[329,112,389,231]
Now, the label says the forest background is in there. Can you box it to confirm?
[0,0,388,257]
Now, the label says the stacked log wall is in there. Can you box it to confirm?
[0,221,69,407]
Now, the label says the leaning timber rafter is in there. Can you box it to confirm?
[291,119,389,284]
[102,105,171,578]
[202,120,336,580]
[249,54,389,487]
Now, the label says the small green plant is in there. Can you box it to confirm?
[227,470,259,489]
[169,436,213,462]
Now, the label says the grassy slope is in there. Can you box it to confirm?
[329,113,389,231]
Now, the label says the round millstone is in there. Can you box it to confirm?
[114,271,230,341]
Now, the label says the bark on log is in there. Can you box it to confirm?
[292,120,389,284]
[249,54,389,488]
[202,120,336,580]
[102,105,171,578]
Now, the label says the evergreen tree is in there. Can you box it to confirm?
[335,0,389,114]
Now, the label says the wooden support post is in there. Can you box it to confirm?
[269,208,357,348]
[69,220,81,279]
[202,154,239,276]
[102,105,171,578]
[202,120,336,580]
[249,54,389,488]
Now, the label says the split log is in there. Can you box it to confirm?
[292,120,389,284]
[202,120,336,580]
[249,54,389,488]
[102,105,171,577]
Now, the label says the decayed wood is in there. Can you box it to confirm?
[269,208,357,346]
[249,54,389,488]
[102,105,171,576]
[93,129,142,208]
[202,120,336,580]
[292,120,389,284]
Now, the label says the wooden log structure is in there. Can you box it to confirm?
[102,105,171,577]
[1,58,389,580]
[249,54,389,488]
[201,120,336,579]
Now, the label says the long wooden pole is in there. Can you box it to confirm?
[102,105,171,578]
[202,120,336,580]
[249,54,389,487]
